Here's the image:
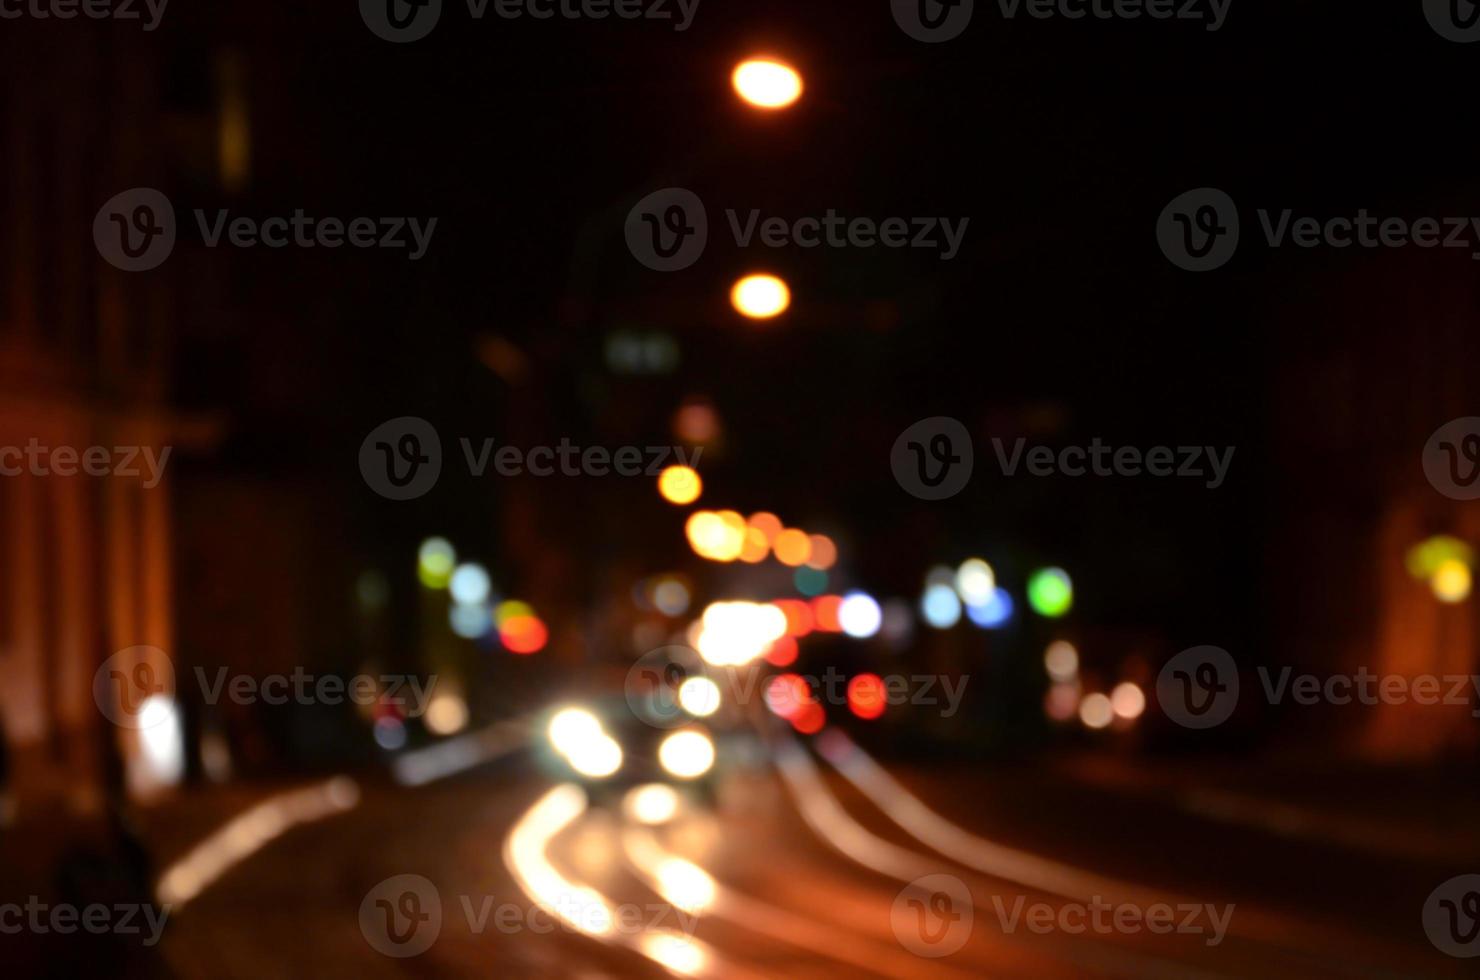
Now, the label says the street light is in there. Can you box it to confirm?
[732,58,803,110]
[730,273,791,319]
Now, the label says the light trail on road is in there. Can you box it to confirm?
[503,782,740,978]
[620,822,975,979]
[771,734,1224,980]
[157,776,361,909]
[812,728,1424,979]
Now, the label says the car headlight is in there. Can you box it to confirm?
[658,730,715,779]
[548,707,622,778]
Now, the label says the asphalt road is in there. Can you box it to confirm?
[136,731,1475,978]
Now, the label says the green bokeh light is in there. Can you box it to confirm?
[794,566,828,597]
[1027,567,1073,618]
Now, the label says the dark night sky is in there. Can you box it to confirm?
[153,2,1480,674]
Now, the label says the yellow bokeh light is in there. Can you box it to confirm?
[658,465,703,505]
[640,931,709,977]
[658,730,716,779]
[494,600,535,628]
[677,676,721,717]
[772,528,811,567]
[730,274,791,319]
[685,511,721,557]
[1044,641,1079,682]
[424,694,469,736]
[1432,558,1473,604]
[684,510,745,562]
[695,601,787,666]
[654,857,717,914]
[732,58,803,109]
[1079,693,1113,730]
[623,784,681,826]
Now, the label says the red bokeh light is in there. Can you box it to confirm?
[791,700,826,735]
[764,635,799,667]
[765,673,810,719]
[847,673,887,720]
[500,615,548,654]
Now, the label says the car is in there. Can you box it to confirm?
[541,693,721,809]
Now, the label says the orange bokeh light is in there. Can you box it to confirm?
[804,534,837,570]
[673,402,720,444]
[747,512,783,543]
[738,527,770,563]
[772,599,814,637]
[773,528,811,567]
[811,595,843,633]
[500,616,547,654]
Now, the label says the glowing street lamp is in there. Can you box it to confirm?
[732,58,803,110]
[730,274,791,319]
